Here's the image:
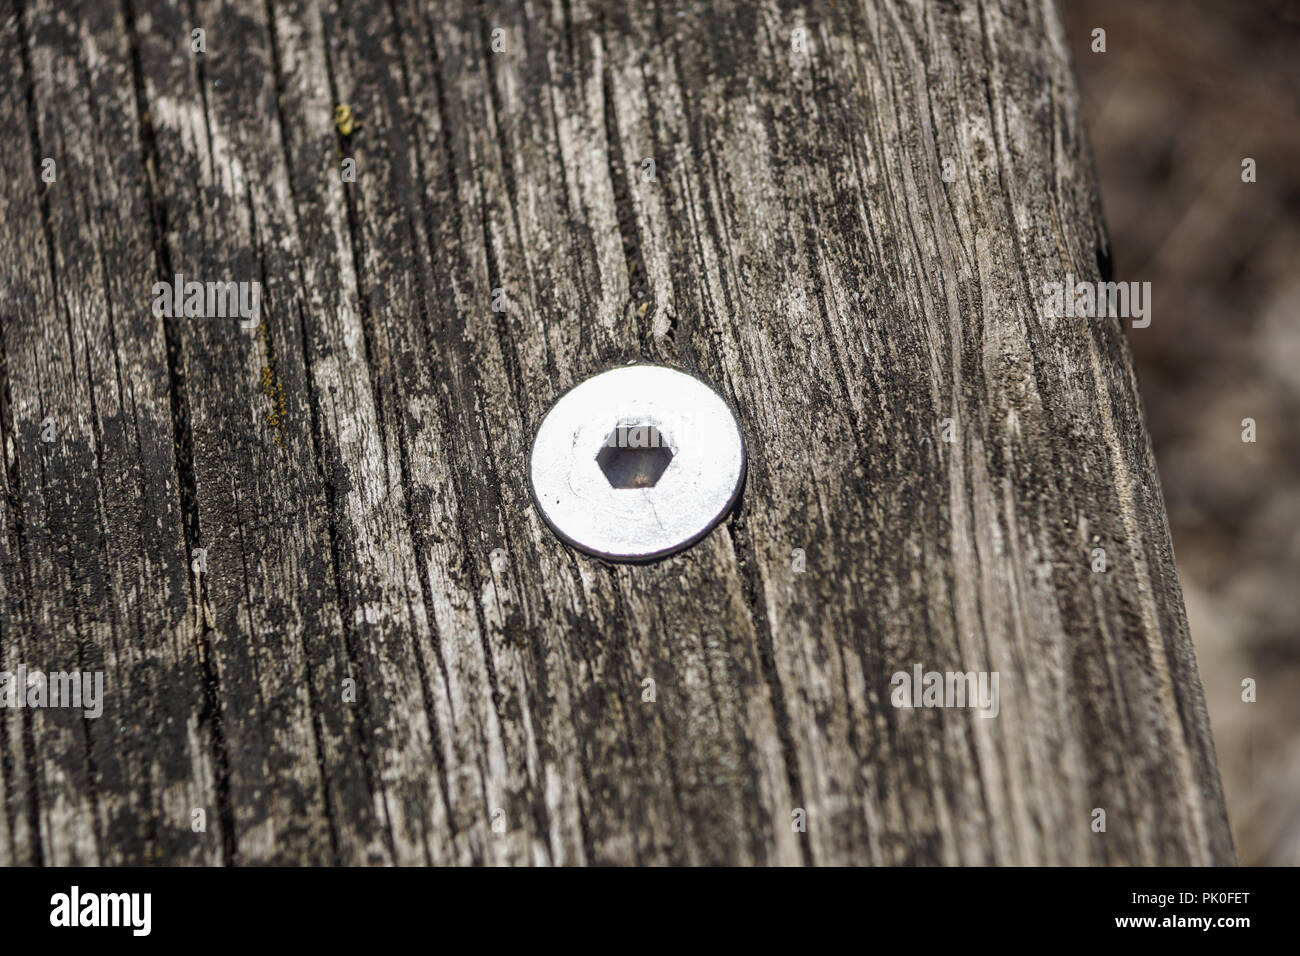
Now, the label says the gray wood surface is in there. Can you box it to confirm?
[0,0,1234,865]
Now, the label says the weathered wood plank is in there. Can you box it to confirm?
[2,0,220,864]
[0,0,1234,865]
[127,0,421,863]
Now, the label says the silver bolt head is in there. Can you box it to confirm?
[529,364,746,562]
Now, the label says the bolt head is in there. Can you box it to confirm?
[529,365,746,561]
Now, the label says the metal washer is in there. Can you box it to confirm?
[529,364,746,562]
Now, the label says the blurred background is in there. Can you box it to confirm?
[1063,0,1300,865]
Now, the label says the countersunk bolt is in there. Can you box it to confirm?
[529,364,746,562]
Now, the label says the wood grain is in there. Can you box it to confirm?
[0,0,1235,865]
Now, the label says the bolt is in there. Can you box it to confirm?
[529,365,746,561]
